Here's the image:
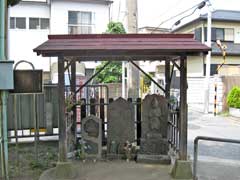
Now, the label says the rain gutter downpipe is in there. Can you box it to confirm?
[0,0,9,179]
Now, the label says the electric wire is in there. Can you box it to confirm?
[151,0,209,33]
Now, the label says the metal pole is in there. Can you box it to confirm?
[193,136,240,180]
[0,94,4,177]
[193,137,199,180]
[75,61,111,94]
[214,82,217,116]
[204,3,212,113]
[33,94,38,161]
[0,0,9,179]
[13,95,19,175]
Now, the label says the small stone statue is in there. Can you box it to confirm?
[147,97,163,139]
[124,141,132,162]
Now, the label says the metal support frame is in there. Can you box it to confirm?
[130,61,166,93]
[179,55,188,160]
[170,63,175,85]
[85,85,109,103]
[193,136,240,180]
[171,60,181,71]
[75,61,111,94]
[64,59,72,71]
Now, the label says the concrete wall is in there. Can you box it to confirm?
[187,56,204,77]
[187,76,224,113]
[8,0,110,71]
[50,0,110,34]
[8,2,50,70]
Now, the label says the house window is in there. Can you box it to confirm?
[204,64,219,76]
[10,17,26,29]
[194,28,202,42]
[224,28,234,41]
[216,28,224,41]
[29,18,49,29]
[68,11,94,34]
[204,27,234,42]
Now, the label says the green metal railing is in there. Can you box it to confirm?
[0,0,9,179]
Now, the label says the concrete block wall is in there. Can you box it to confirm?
[187,76,224,113]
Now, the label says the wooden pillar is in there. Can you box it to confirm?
[70,60,76,145]
[179,55,188,160]
[58,55,67,162]
[165,60,171,100]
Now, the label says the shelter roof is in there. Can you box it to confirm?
[33,34,210,61]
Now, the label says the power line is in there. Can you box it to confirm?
[151,0,184,22]
[117,0,121,21]
[171,4,200,30]
[151,0,208,33]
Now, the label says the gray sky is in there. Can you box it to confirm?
[111,0,240,29]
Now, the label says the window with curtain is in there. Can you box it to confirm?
[68,11,94,34]
[29,18,50,29]
[10,17,26,29]
[204,27,234,42]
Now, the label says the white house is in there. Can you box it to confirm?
[8,0,112,71]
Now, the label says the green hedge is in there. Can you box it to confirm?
[227,86,240,108]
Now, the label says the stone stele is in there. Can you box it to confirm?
[81,115,102,159]
[138,94,170,164]
[107,97,135,155]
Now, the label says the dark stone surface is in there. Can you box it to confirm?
[84,119,99,138]
[107,97,135,154]
[138,94,170,163]
[84,140,98,154]
[140,138,169,155]
[82,115,102,158]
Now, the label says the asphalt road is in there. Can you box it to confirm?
[188,106,240,180]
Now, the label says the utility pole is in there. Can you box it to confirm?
[126,0,140,98]
[204,2,212,113]
[0,0,9,179]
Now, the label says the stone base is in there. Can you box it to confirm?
[137,154,171,164]
[39,162,79,180]
[170,160,193,179]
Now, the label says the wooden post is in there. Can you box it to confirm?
[58,55,67,162]
[179,56,188,160]
[165,60,171,100]
[70,60,76,146]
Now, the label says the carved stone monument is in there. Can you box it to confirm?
[138,94,170,164]
[107,97,135,156]
[81,115,102,159]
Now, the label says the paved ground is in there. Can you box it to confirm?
[188,106,240,180]
[39,161,172,180]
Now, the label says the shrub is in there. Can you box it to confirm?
[227,86,240,108]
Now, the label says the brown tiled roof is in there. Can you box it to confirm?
[33,34,210,61]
